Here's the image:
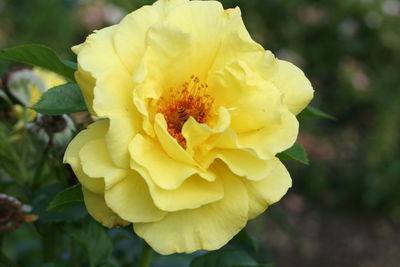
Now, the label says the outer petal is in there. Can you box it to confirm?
[134,162,248,255]
[72,25,127,79]
[93,69,141,168]
[272,60,314,115]
[237,111,299,160]
[63,120,109,194]
[242,161,292,219]
[73,25,128,116]
[104,171,167,223]
[82,187,129,228]
[165,1,244,79]
[114,0,189,72]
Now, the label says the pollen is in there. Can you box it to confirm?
[157,75,214,148]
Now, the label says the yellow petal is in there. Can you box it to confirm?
[64,120,109,194]
[92,69,142,168]
[82,187,129,228]
[154,113,195,165]
[242,160,292,219]
[74,67,96,115]
[104,171,167,223]
[73,25,128,116]
[238,111,299,160]
[141,22,194,90]
[165,1,243,79]
[129,134,198,190]
[208,59,284,133]
[73,25,127,79]
[132,162,223,212]
[209,31,277,87]
[272,59,314,115]
[204,149,280,181]
[114,0,189,72]
[181,106,231,156]
[79,139,122,181]
[134,163,248,255]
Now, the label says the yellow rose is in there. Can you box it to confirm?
[7,67,66,124]
[64,0,313,254]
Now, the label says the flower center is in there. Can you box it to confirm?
[157,75,214,148]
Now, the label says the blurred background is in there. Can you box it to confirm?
[0,0,399,266]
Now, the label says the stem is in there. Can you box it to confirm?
[138,242,153,267]
[31,146,49,191]
[41,225,57,263]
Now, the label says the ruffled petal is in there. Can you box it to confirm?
[237,111,299,160]
[131,162,223,212]
[242,160,292,219]
[92,69,141,168]
[104,171,167,223]
[82,187,129,228]
[204,149,280,181]
[272,59,314,115]
[72,25,127,79]
[129,134,198,189]
[64,120,109,194]
[134,162,248,255]
[114,0,189,72]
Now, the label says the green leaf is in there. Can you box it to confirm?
[66,219,113,267]
[190,250,258,267]
[299,106,335,120]
[277,143,309,165]
[31,83,87,114]
[0,44,76,82]
[32,183,87,224]
[47,184,83,211]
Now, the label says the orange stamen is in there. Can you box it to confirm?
[157,76,214,148]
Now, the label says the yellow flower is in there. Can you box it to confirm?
[7,67,66,124]
[64,0,313,254]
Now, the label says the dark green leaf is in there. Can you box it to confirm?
[47,184,83,211]
[61,59,77,70]
[32,183,87,224]
[277,143,309,165]
[66,219,113,267]
[190,250,257,267]
[31,83,87,114]
[0,44,76,82]
[298,106,335,120]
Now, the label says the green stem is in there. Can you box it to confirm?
[31,146,49,191]
[41,225,57,263]
[138,242,153,267]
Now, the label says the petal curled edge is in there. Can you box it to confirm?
[131,161,224,212]
[72,25,128,116]
[63,120,109,194]
[272,59,314,115]
[104,171,167,223]
[113,0,189,72]
[242,160,292,219]
[129,134,214,190]
[134,162,248,255]
[93,69,141,168]
[77,132,166,223]
[82,187,129,228]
